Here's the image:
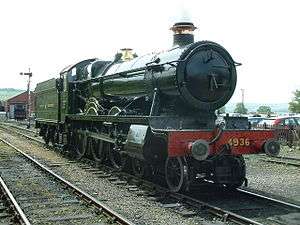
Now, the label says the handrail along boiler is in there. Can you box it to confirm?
[35,22,280,192]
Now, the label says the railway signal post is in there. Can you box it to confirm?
[20,68,32,128]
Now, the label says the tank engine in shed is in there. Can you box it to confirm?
[35,22,280,192]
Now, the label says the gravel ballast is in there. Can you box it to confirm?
[1,129,299,224]
[243,145,300,205]
[0,130,217,225]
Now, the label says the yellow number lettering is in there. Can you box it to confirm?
[240,138,245,146]
[228,137,250,147]
[233,138,239,146]
[245,138,250,146]
[228,138,233,146]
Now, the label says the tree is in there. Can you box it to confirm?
[289,89,300,113]
[234,102,248,114]
[257,105,272,115]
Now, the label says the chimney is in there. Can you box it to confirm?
[170,22,197,47]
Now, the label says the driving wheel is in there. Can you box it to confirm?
[108,143,128,171]
[90,138,106,163]
[73,130,87,159]
[165,156,189,192]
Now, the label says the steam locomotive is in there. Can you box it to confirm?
[35,22,280,192]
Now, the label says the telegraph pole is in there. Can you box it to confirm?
[241,88,245,105]
[20,68,32,128]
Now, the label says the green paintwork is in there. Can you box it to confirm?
[61,72,69,121]
[35,78,58,123]
[35,73,69,125]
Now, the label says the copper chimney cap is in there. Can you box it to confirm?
[170,22,197,34]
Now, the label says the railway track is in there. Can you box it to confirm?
[0,138,134,225]
[0,176,31,224]
[259,155,300,167]
[1,124,300,224]
[1,121,38,135]
[0,122,39,137]
[65,158,300,225]
[0,122,44,144]
[189,188,300,225]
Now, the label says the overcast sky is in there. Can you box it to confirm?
[0,0,299,103]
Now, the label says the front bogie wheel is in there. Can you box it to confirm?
[131,158,151,178]
[108,144,128,171]
[165,156,189,192]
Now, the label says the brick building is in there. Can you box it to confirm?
[0,100,4,111]
[5,91,35,119]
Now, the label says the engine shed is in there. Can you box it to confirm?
[4,91,35,119]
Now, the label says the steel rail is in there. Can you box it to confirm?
[237,188,300,210]
[261,158,300,167]
[114,169,264,225]
[2,125,299,224]
[0,124,44,144]
[1,122,38,134]
[255,154,300,167]
[0,176,31,225]
[98,162,300,225]
[83,161,264,225]
[257,154,300,162]
[275,156,300,161]
[168,192,264,225]
[0,138,135,225]
[81,159,263,225]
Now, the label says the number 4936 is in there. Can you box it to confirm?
[228,138,250,147]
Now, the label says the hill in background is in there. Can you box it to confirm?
[0,88,25,101]
[0,88,290,114]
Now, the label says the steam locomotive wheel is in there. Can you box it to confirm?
[54,127,60,144]
[131,158,150,178]
[43,128,50,145]
[73,131,87,159]
[221,156,246,190]
[49,128,56,145]
[90,138,106,163]
[108,144,127,171]
[229,156,246,189]
[165,157,189,192]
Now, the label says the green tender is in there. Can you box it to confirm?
[35,78,59,123]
